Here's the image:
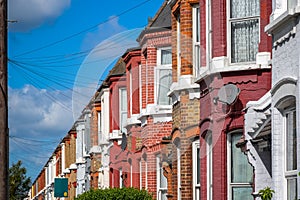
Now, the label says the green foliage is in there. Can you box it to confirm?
[258,187,275,200]
[9,160,31,200]
[75,187,153,200]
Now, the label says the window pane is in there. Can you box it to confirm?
[121,112,127,133]
[160,167,167,188]
[286,110,297,171]
[120,88,127,111]
[231,133,253,183]
[231,0,259,18]
[161,49,172,65]
[194,7,200,42]
[194,44,200,77]
[160,190,168,200]
[232,187,253,200]
[197,147,200,184]
[157,69,172,105]
[287,178,297,200]
[231,19,259,63]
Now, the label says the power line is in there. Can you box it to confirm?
[13,0,152,58]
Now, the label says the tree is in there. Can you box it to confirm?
[9,160,31,200]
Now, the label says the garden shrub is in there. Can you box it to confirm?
[75,187,153,200]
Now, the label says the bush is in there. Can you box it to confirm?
[75,187,153,200]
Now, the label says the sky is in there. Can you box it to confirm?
[8,0,165,180]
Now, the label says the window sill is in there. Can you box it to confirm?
[265,6,300,34]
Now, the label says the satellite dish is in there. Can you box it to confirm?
[217,84,240,105]
[121,132,127,151]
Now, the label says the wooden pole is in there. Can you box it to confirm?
[0,0,8,199]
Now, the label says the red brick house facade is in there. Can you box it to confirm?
[197,0,272,199]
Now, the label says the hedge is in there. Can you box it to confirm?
[75,187,153,200]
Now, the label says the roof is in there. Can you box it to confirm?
[137,1,171,42]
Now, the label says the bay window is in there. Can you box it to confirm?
[229,0,260,63]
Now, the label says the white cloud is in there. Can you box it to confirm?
[8,85,74,139]
[8,0,71,32]
[9,85,75,178]
[81,15,127,50]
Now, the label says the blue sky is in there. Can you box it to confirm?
[8,0,165,180]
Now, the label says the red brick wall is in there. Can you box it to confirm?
[199,70,271,200]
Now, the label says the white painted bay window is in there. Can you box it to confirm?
[156,156,167,200]
[156,48,172,105]
[193,5,200,77]
[228,131,253,199]
[229,0,260,63]
[119,88,127,134]
[192,141,200,200]
[284,109,297,200]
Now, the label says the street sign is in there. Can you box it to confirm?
[54,178,68,197]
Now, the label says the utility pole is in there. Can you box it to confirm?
[0,0,8,199]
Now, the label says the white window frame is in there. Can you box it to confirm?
[145,159,148,190]
[119,87,127,134]
[155,47,172,105]
[283,108,298,200]
[119,168,123,188]
[156,156,167,200]
[139,159,142,190]
[130,162,133,187]
[227,0,260,64]
[193,140,200,200]
[177,147,181,200]
[227,130,253,200]
[177,14,181,79]
[97,111,101,145]
[139,64,143,112]
[206,132,213,200]
[129,67,133,116]
[193,4,200,77]
[206,0,212,69]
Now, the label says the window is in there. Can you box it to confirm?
[193,5,200,77]
[97,111,102,144]
[193,141,200,200]
[119,88,127,133]
[228,131,253,200]
[129,67,133,116]
[206,133,213,200]
[130,162,133,187]
[119,168,123,188]
[139,160,142,190]
[156,48,172,105]
[229,0,260,63]
[157,156,167,200]
[177,147,181,199]
[206,0,212,68]
[177,14,181,79]
[139,64,142,112]
[284,109,297,200]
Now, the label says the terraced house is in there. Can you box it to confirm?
[28,0,300,199]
